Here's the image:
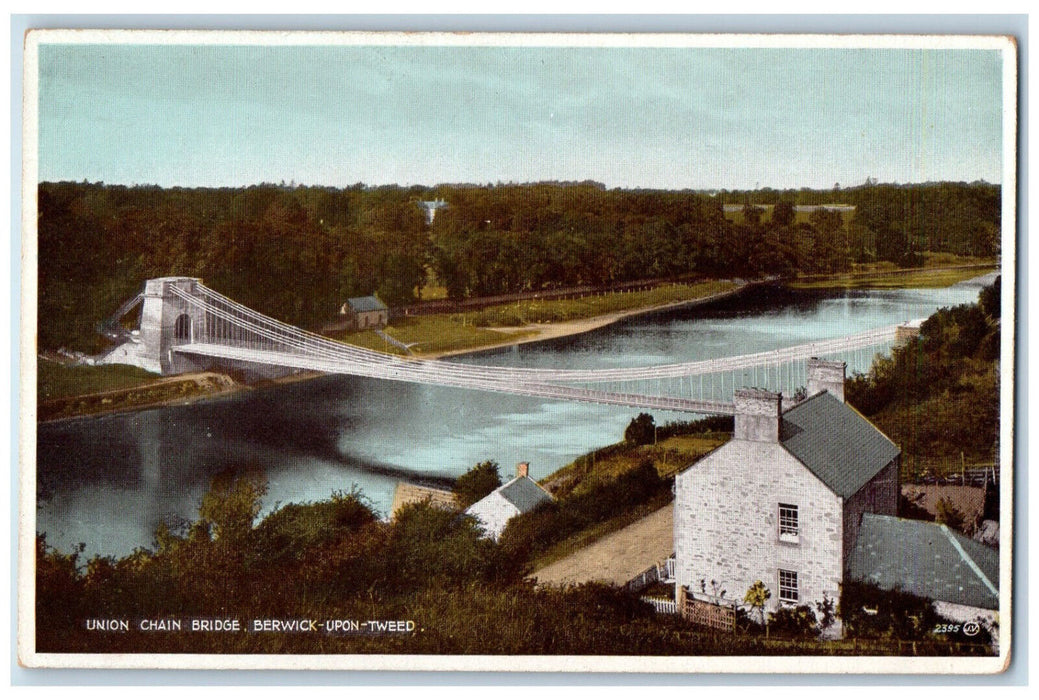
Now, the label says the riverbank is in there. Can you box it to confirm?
[789,262,997,290]
[37,367,241,422]
[423,280,749,359]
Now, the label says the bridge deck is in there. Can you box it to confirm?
[154,280,907,413]
[175,343,739,414]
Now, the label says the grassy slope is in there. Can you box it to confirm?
[37,359,160,402]
[529,431,729,571]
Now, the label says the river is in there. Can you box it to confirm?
[35,277,993,558]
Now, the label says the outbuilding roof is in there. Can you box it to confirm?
[496,476,554,514]
[345,296,388,313]
[846,513,999,610]
[781,391,900,498]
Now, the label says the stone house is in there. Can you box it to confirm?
[673,359,900,616]
[338,296,389,331]
[465,462,554,541]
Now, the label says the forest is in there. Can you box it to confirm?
[37,179,1000,352]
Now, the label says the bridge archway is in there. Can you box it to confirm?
[174,313,193,343]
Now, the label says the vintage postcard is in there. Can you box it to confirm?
[19,30,1016,673]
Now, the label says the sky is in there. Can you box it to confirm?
[34,39,1007,191]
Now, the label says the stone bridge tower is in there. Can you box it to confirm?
[116,276,208,375]
[136,276,208,375]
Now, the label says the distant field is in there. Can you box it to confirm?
[722,204,856,227]
[790,264,997,290]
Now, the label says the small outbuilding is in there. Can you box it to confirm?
[465,462,554,540]
[846,513,999,633]
[339,296,389,331]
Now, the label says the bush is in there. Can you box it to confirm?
[841,582,939,640]
[768,604,818,638]
[934,497,969,535]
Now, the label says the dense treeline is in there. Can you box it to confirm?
[38,179,999,352]
[846,277,1001,475]
[720,180,1000,258]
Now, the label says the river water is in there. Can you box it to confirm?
[36,277,992,558]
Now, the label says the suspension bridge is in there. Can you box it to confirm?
[98,277,920,415]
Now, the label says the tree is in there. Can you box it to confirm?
[744,580,771,626]
[979,276,1000,319]
[771,201,795,228]
[624,413,656,446]
[453,460,502,508]
[198,467,268,545]
[742,204,765,228]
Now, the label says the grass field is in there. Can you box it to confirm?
[37,358,161,402]
[790,264,997,290]
[329,316,537,356]
[334,280,739,356]
[464,280,739,328]
[37,360,240,421]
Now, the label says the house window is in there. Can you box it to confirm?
[778,503,799,543]
[778,569,799,604]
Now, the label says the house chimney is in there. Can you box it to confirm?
[807,358,847,402]
[516,462,530,479]
[733,388,782,442]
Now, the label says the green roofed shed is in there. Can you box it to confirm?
[847,513,999,610]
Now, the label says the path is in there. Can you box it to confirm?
[532,504,674,587]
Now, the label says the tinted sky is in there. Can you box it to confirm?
[36,40,1006,190]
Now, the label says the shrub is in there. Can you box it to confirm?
[841,582,939,640]
[768,604,818,638]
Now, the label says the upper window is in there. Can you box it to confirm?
[778,569,799,604]
[778,503,799,543]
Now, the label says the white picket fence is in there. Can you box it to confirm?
[641,597,678,615]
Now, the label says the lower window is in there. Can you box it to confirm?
[778,569,799,604]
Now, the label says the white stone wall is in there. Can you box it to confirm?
[465,491,521,540]
[674,440,844,614]
[933,601,999,636]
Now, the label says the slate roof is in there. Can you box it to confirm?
[496,476,554,513]
[345,296,388,313]
[781,391,900,498]
[847,513,999,610]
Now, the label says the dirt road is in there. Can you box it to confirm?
[532,504,674,587]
